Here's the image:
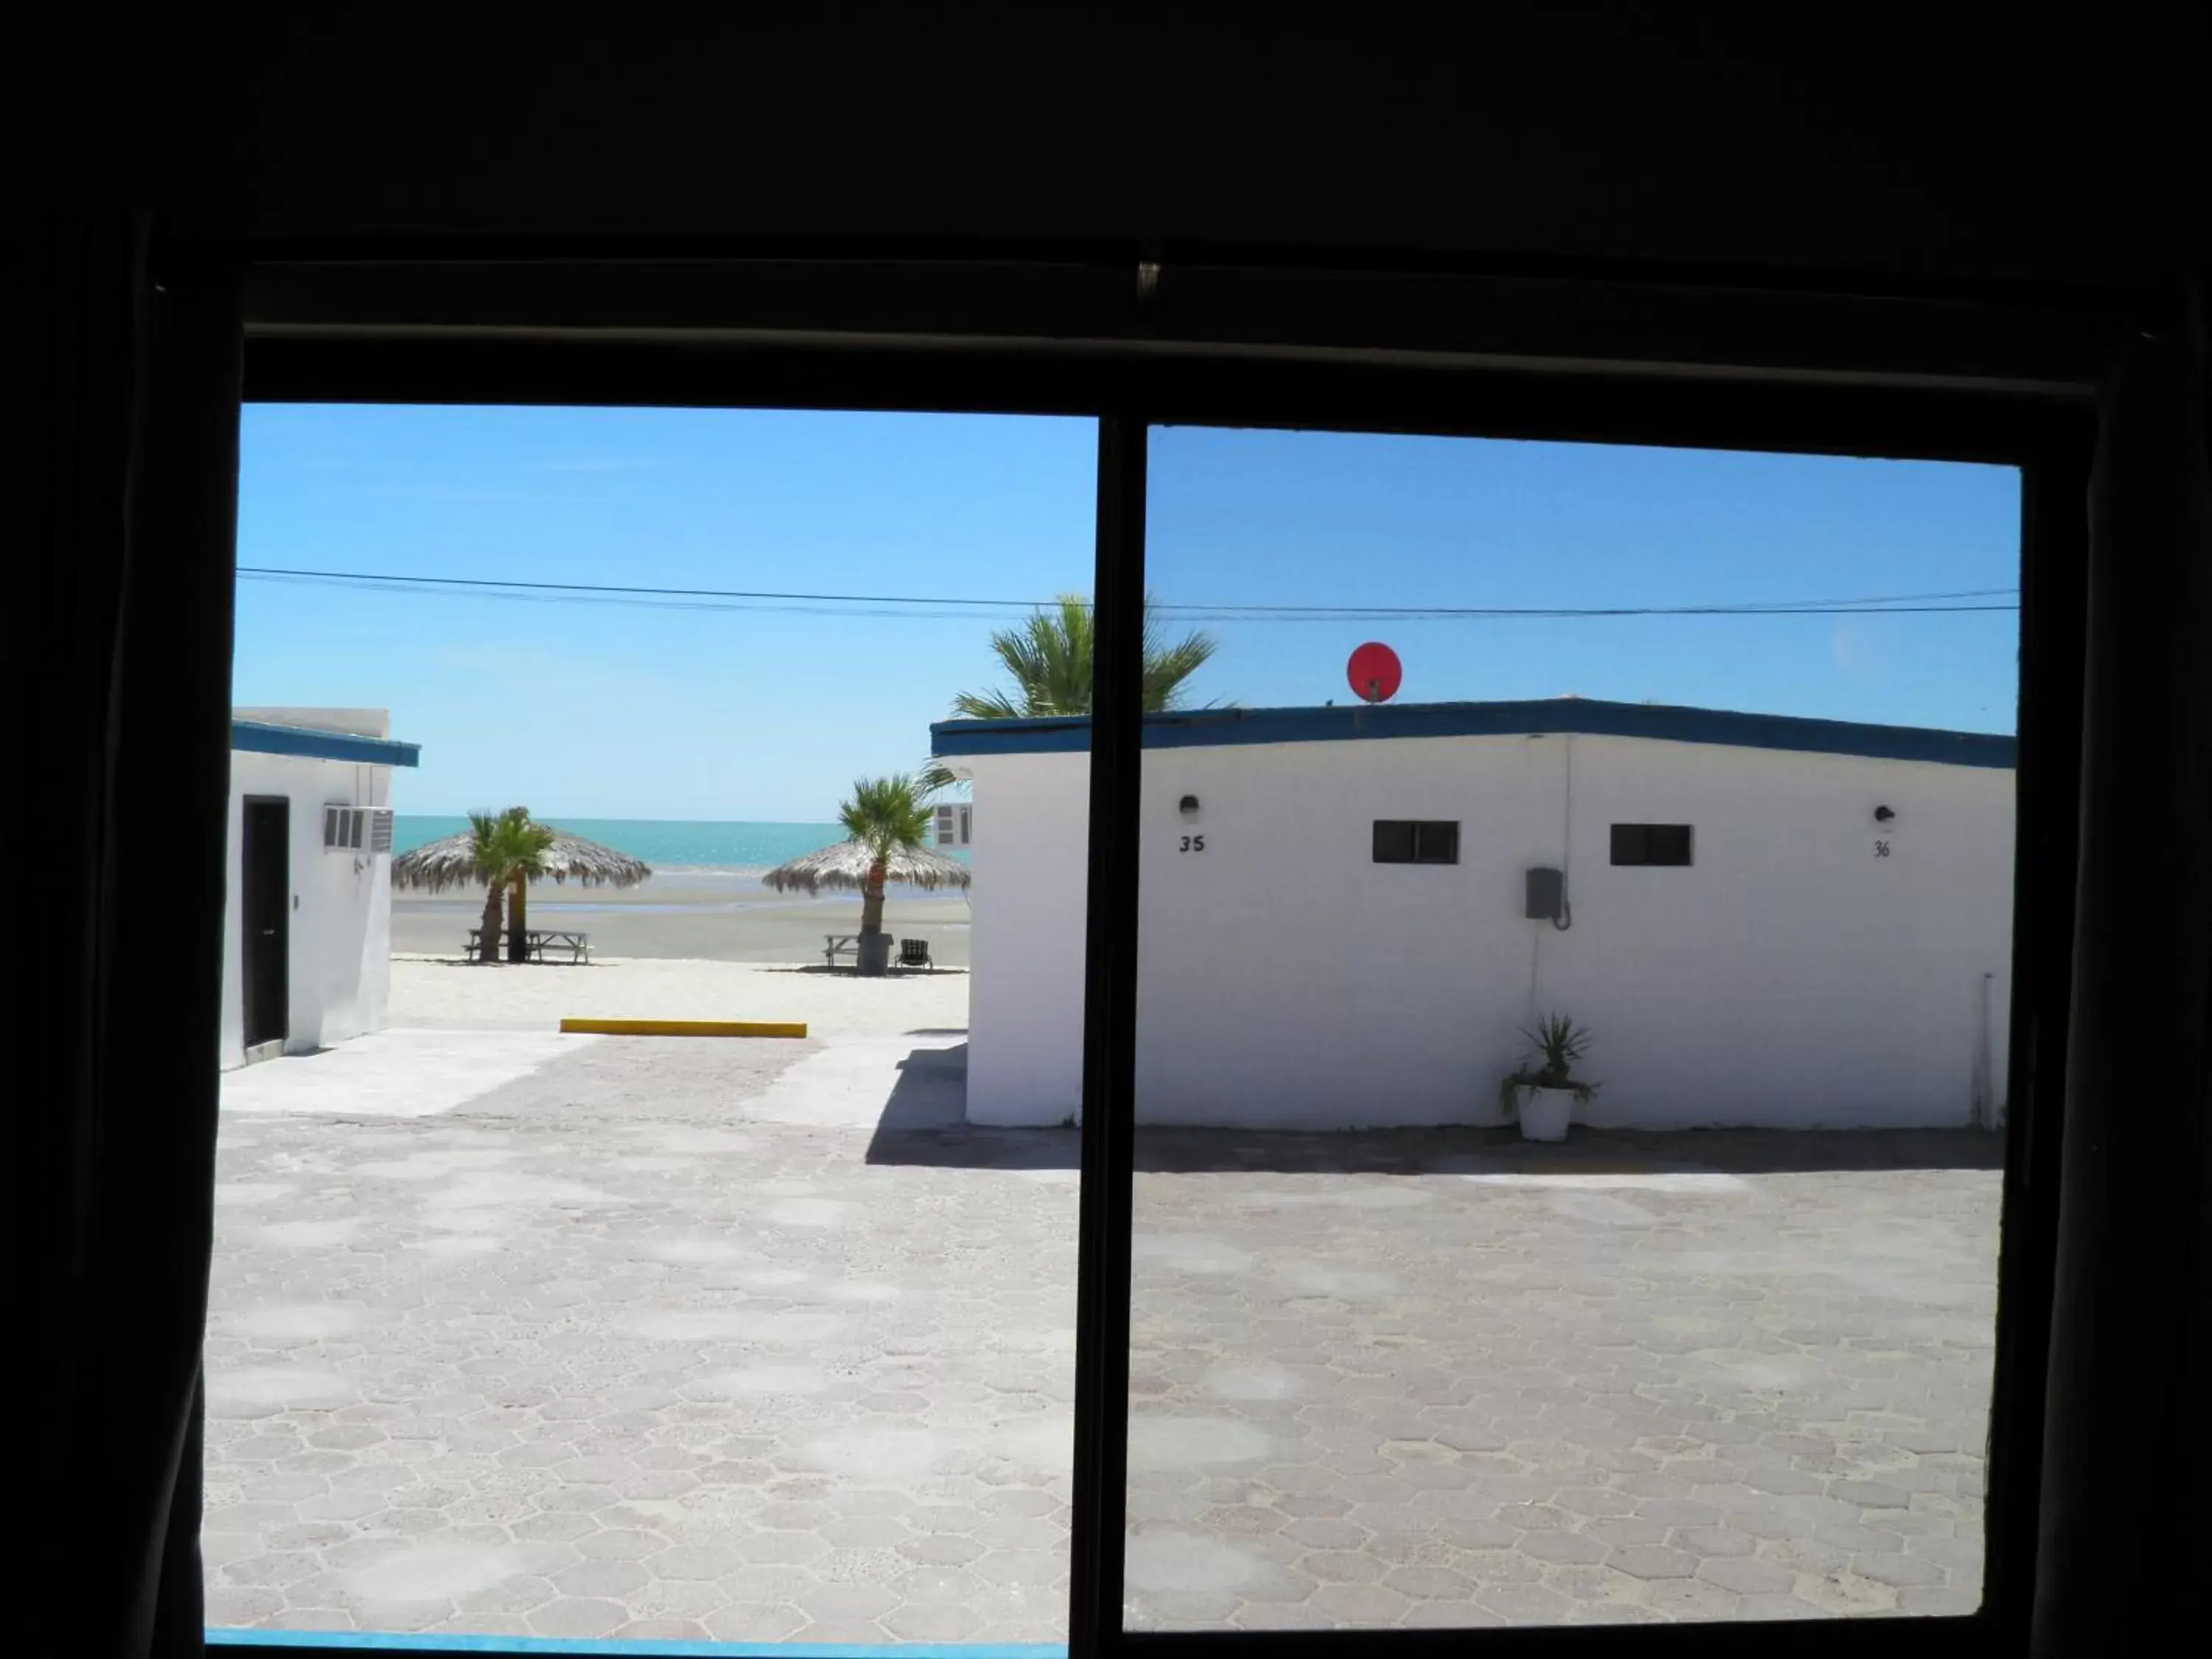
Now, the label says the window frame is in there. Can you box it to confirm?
[1374,818,1462,864]
[228,251,2096,1659]
[1610,822,1695,866]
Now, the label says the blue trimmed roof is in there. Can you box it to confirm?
[931,698,2015,770]
[231,719,421,768]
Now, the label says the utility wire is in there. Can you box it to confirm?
[241,565,1054,611]
[235,564,2020,620]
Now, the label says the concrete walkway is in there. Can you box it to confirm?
[205,1032,1996,1641]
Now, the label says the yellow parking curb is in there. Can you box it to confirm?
[558,1018,807,1038]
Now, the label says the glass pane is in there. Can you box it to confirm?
[1119,428,2012,1630]
[1415,823,1461,865]
[209,407,1091,1646]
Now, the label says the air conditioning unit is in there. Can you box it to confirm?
[933,801,972,849]
[324,805,394,854]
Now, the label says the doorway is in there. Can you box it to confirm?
[240,797,289,1051]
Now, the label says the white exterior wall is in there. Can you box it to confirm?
[958,732,2014,1131]
[963,751,1093,1126]
[218,750,394,1069]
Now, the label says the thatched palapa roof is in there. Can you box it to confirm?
[390,829,653,892]
[761,839,973,896]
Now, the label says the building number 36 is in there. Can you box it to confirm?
[1874,839,1892,857]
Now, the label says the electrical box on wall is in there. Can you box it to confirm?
[1525,866,1565,922]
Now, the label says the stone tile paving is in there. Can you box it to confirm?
[1121,1138,1997,1630]
[206,1034,1997,1641]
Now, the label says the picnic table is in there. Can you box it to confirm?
[466,928,592,964]
[823,933,935,970]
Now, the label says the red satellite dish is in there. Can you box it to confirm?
[1347,641,1403,703]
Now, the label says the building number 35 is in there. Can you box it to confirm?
[1180,835,1206,852]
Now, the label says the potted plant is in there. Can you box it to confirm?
[1499,1012,1599,1142]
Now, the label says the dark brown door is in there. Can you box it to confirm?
[241,798,289,1049]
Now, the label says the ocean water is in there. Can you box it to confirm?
[394,816,841,871]
[392,816,969,877]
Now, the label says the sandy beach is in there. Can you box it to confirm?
[389,953,969,1038]
[392,872,971,967]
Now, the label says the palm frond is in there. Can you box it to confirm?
[395,810,649,894]
[947,590,1219,718]
[837,774,934,860]
[987,596,1093,715]
[1140,623,1220,712]
[950,689,1026,720]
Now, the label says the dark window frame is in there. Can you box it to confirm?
[1374,818,1461,863]
[227,251,2097,1659]
[1611,822,1695,866]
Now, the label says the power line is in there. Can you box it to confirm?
[235,564,2020,620]
[240,566,1060,610]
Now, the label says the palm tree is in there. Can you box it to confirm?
[922,593,1219,792]
[499,810,562,964]
[395,815,650,962]
[465,807,554,964]
[950,592,1216,719]
[838,774,934,946]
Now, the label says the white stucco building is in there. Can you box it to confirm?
[220,708,420,1069]
[933,698,2016,1133]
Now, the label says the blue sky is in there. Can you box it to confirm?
[235,407,2021,819]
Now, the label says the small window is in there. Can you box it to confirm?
[1610,822,1694,866]
[1373,819,1459,864]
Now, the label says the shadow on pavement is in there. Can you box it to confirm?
[864,1041,2006,1176]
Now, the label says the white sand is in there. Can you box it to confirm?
[389,955,969,1040]
[391,883,972,966]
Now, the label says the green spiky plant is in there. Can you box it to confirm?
[918,593,1218,794]
[838,774,934,941]
[466,807,555,964]
[1499,1012,1600,1117]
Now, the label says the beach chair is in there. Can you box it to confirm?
[898,937,934,972]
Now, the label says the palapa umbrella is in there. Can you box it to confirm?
[764,838,971,972]
[760,839,973,897]
[391,827,654,892]
[392,822,652,961]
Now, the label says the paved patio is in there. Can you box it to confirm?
[206,1032,1997,1641]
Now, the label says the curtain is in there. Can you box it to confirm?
[10,212,241,1659]
[2034,290,2212,1649]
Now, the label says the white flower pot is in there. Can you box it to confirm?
[1517,1086,1574,1142]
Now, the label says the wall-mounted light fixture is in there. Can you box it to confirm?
[1179,795,1200,818]
[1874,804,1896,822]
